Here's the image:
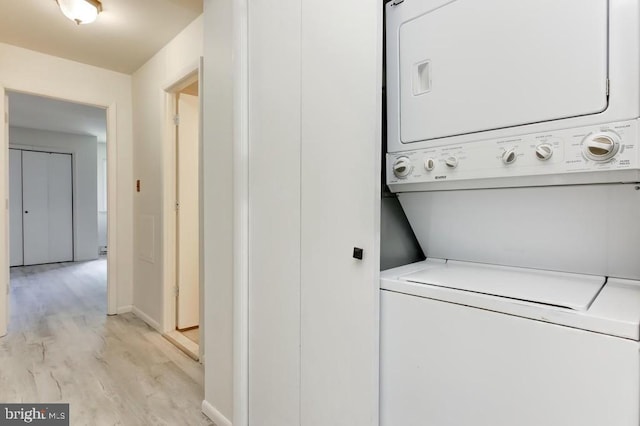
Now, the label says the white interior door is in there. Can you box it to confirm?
[176,92,200,330]
[9,149,23,267]
[22,151,73,265]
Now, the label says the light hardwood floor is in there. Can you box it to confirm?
[181,328,199,345]
[0,259,214,426]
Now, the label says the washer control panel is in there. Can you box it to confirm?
[387,120,639,189]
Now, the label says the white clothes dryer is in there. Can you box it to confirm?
[385,0,640,191]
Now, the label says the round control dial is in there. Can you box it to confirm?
[424,158,435,171]
[583,131,620,162]
[535,143,553,161]
[392,157,412,178]
[502,148,517,165]
[445,156,458,168]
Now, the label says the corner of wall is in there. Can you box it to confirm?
[131,305,162,332]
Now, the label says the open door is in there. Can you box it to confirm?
[176,88,200,330]
[0,87,8,337]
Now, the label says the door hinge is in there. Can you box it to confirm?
[606,78,610,96]
[391,0,404,5]
[174,286,179,297]
[173,114,180,126]
[175,201,180,211]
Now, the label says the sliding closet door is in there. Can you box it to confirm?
[22,151,49,265]
[9,149,23,267]
[47,153,73,263]
[22,151,73,265]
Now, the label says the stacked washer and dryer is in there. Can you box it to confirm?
[382,0,640,425]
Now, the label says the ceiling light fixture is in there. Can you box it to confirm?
[56,0,102,25]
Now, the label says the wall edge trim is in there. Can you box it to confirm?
[202,399,232,426]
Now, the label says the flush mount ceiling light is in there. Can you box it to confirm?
[56,0,103,25]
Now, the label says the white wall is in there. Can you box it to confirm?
[0,42,134,313]
[131,16,203,329]
[10,127,98,261]
[97,142,107,251]
[202,0,234,424]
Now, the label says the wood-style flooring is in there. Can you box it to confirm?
[0,259,214,426]
[181,328,199,345]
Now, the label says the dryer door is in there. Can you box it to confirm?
[398,0,609,144]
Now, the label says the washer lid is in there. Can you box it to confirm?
[400,260,605,311]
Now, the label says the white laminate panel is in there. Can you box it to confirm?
[247,0,302,424]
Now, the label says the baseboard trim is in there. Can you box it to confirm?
[202,400,232,426]
[116,305,133,314]
[132,306,162,332]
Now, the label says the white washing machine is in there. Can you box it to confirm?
[381,259,640,426]
[382,0,640,424]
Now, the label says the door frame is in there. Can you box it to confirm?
[161,62,204,359]
[233,0,249,423]
[0,86,119,337]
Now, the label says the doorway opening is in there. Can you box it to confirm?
[5,90,110,332]
[162,71,202,361]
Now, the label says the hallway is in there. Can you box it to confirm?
[0,259,212,425]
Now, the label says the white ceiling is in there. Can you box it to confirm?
[0,0,202,74]
[8,91,107,143]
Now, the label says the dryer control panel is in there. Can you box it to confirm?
[387,120,640,191]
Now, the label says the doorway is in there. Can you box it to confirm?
[163,72,202,361]
[4,91,110,331]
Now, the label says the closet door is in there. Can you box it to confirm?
[22,151,49,265]
[22,151,73,265]
[47,153,73,263]
[300,0,381,424]
[9,149,23,267]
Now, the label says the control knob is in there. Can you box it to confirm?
[392,157,412,178]
[502,148,517,165]
[535,143,553,161]
[583,131,620,162]
[445,156,458,169]
[424,158,435,171]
